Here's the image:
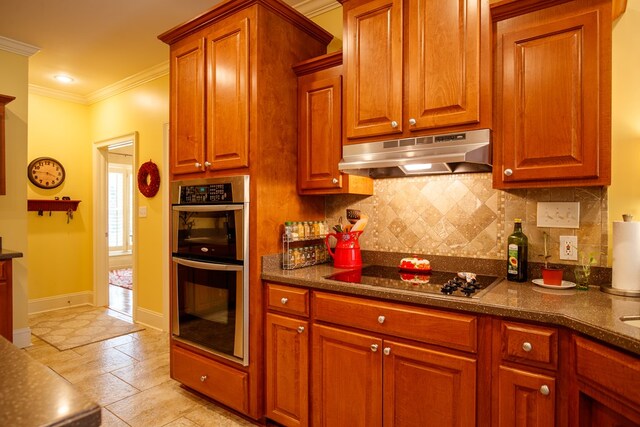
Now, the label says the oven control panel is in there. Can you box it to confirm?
[179,183,233,204]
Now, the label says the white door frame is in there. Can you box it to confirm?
[162,123,170,331]
[93,132,138,315]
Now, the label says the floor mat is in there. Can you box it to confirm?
[109,268,133,290]
[29,305,143,350]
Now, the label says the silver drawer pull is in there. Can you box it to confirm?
[539,385,550,396]
[370,344,379,352]
[297,326,305,334]
[522,342,532,352]
[383,347,391,356]
[200,375,207,382]
[377,315,385,324]
[200,247,209,253]
[280,297,288,305]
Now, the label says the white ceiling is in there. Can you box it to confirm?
[0,0,338,101]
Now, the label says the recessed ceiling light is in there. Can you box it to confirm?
[54,75,74,84]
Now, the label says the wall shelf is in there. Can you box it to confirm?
[27,199,81,212]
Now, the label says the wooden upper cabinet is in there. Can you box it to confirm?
[170,34,206,175]
[168,12,251,176]
[343,0,490,141]
[345,0,403,139]
[407,0,481,130]
[206,16,249,171]
[493,0,612,188]
[294,52,373,196]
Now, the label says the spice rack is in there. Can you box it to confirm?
[282,220,330,270]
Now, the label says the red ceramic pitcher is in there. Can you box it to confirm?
[325,231,363,268]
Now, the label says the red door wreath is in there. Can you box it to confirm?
[137,160,160,198]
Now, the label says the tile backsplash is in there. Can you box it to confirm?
[326,173,608,267]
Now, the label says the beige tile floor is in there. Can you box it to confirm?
[23,328,256,426]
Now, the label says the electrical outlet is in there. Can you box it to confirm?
[536,202,580,228]
[560,235,578,260]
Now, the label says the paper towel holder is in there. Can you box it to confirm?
[600,283,640,297]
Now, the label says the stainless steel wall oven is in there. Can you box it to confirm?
[171,176,249,366]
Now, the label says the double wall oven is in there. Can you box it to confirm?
[171,176,249,366]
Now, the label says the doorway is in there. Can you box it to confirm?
[93,133,138,319]
[107,143,134,316]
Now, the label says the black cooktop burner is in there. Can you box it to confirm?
[324,265,501,298]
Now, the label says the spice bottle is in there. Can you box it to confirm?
[507,218,528,282]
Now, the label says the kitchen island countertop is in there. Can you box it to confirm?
[262,257,640,356]
[0,336,100,426]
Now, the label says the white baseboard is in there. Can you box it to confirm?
[13,327,32,348]
[28,291,93,314]
[135,306,165,331]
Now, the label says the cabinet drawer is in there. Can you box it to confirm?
[171,345,248,413]
[574,335,640,408]
[312,292,477,353]
[500,321,558,370]
[266,283,309,317]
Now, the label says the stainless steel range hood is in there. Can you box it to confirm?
[339,128,492,178]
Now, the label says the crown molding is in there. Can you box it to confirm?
[0,36,40,57]
[292,0,340,17]
[86,61,169,104]
[28,84,88,104]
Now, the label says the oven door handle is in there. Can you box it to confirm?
[172,205,242,212]
[172,257,243,271]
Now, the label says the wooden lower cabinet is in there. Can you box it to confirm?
[0,260,12,341]
[311,323,476,427]
[497,366,555,426]
[171,345,248,414]
[572,335,640,426]
[265,313,309,427]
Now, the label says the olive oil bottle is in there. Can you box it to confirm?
[507,218,528,282]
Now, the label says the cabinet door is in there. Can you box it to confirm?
[345,0,403,139]
[265,313,308,427]
[383,340,476,427]
[312,324,383,427]
[496,9,607,186]
[206,16,250,171]
[0,260,12,341]
[170,34,205,175]
[407,0,480,130]
[298,71,343,191]
[497,366,555,426]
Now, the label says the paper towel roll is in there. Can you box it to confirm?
[612,221,640,291]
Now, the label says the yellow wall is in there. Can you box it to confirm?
[90,76,169,313]
[27,95,92,299]
[311,7,343,52]
[609,3,640,260]
[0,49,29,333]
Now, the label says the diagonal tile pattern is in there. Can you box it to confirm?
[23,324,254,426]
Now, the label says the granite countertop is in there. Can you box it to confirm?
[0,336,100,426]
[0,249,23,260]
[262,255,640,356]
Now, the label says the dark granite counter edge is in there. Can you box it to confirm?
[261,269,640,357]
[0,249,23,260]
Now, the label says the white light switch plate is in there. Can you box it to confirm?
[138,206,148,217]
[536,202,580,228]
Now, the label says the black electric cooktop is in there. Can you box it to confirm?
[324,265,501,298]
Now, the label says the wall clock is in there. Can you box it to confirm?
[27,157,66,189]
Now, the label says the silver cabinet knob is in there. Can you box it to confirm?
[280,297,288,305]
[195,162,202,168]
[200,375,207,382]
[504,168,513,176]
[408,118,417,126]
[332,178,339,184]
[297,326,305,334]
[200,247,209,253]
[391,120,399,128]
[204,161,211,168]
[370,344,379,352]
[383,347,391,356]
[539,385,550,396]
[377,315,385,324]
[522,342,532,352]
